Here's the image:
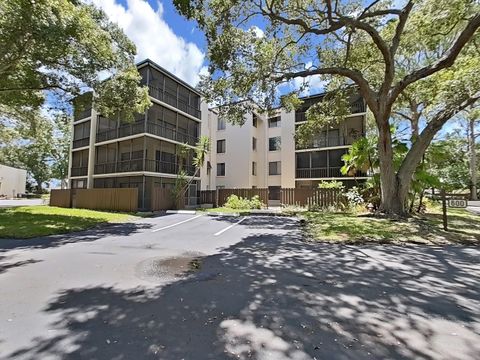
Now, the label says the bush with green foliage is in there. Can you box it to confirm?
[224,195,264,210]
[317,180,345,190]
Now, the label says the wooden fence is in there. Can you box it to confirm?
[281,188,343,208]
[151,187,186,211]
[199,188,344,208]
[200,190,216,205]
[50,189,72,208]
[50,188,138,212]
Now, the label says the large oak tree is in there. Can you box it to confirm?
[0,0,150,121]
[175,0,480,215]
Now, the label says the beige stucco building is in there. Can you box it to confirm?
[201,94,368,203]
[0,164,27,198]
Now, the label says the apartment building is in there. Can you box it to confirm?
[201,93,367,203]
[68,59,207,210]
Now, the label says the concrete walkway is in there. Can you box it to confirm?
[0,215,479,359]
[0,199,46,208]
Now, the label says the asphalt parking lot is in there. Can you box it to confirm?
[0,214,479,359]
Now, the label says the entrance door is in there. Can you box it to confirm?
[268,186,281,207]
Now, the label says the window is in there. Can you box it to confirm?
[218,118,226,130]
[269,136,281,151]
[217,139,226,153]
[269,161,281,175]
[268,116,281,128]
[217,163,226,176]
[253,114,258,127]
[252,161,257,176]
[252,137,257,151]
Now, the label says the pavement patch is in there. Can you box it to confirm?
[134,252,205,283]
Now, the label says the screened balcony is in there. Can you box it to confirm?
[142,65,201,119]
[70,149,89,177]
[95,103,199,146]
[295,116,365,150]
[94,137,197,176]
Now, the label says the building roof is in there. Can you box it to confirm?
[136,58,202,96]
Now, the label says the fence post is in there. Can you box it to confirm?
[215,188,219,208]
[441,188,448,231]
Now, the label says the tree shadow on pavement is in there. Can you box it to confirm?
[0,222,153,253]
[5,218,480,359]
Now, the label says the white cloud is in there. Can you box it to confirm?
[250,26,265,38]
[92,0,205,86]
[277,62,327,96]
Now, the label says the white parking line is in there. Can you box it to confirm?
[152,215,202,232]
[214,217,246,236]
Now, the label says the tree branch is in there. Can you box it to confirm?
[271,67,378,113]
[391,13,480,100]
[397,92,480,183]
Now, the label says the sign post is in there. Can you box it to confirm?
[441,188,448,231]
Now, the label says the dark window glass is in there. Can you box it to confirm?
[269,137,281,151]
[269,161,281,175]
[217,163,225,176]
[268,116,281,128]
[217,139,226,153]
[252,137,257,151]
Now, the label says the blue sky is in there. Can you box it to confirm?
[92,0,209,85]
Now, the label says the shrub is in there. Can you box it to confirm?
[317,180,345,190]
[345,186,364,206]
[224,194,264,209]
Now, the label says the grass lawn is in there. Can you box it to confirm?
[304,205,480,245]
[0,206,134,239]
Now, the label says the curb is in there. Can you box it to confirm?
[205,212,242,217]
[166,210,197,215]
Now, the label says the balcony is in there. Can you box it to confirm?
[96,121,198,146]
[96,122,145,143]
[147,85,201,119]
[72,137,90,149]
[146,122,197,146]
[296,134,363,150]
[71,166,88,177]
[296,167,366,178]
[94,159,196,176]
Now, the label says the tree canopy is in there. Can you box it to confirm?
[0,0,150,121]
[175,0,480,215]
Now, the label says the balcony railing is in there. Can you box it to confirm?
[94,159,196,176]
[147,85,201,119]
[296,167,366,178]
[96,121,198,146]
[71,166,88,177]
[296,134,363,150]
[72,137,90,149]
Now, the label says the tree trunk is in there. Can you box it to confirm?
[469,118,477,200]
[376,114,409,216]
[35,179,43,194]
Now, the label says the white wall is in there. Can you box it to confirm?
[280,109,296,188]
[0,164,27,197]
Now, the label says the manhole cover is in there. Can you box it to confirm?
[135,252,205,282]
